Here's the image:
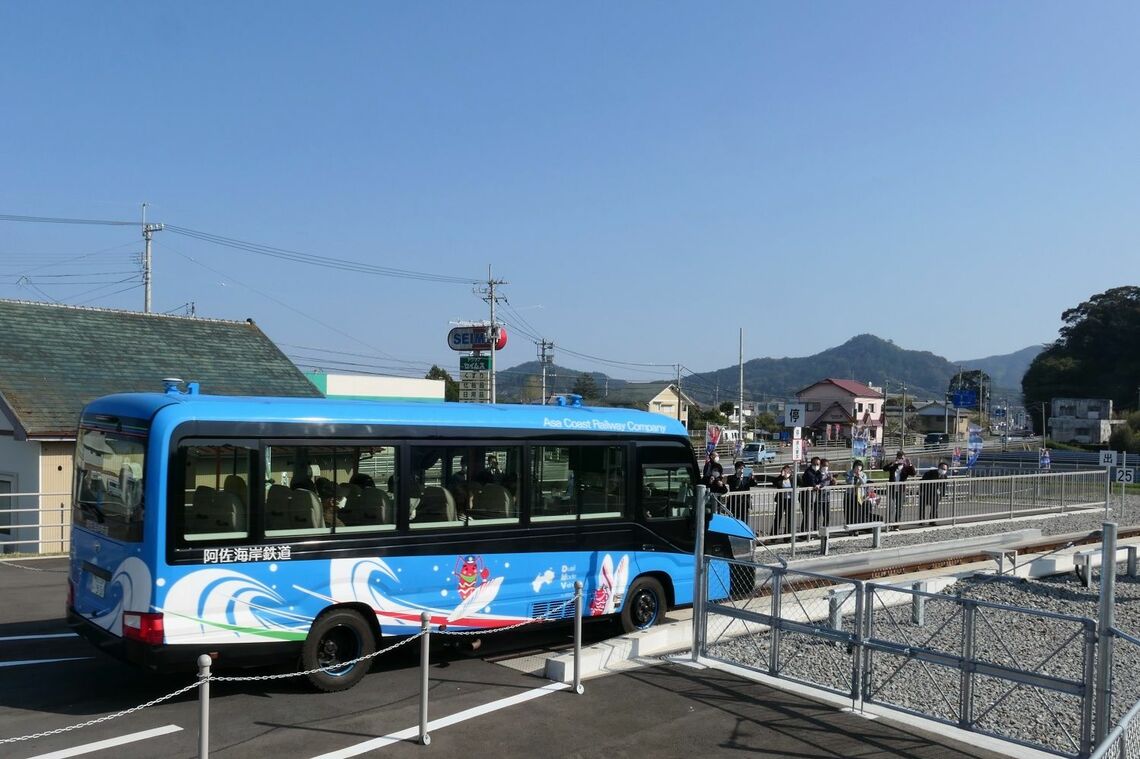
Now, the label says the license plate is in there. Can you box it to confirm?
[89,574,106,598]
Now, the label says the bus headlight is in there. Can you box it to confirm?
[728,535,755,561]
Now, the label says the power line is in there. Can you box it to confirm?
[164,225,480,285]
[0,213,137,226]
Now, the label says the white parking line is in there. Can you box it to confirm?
[0,657,94,669]
[0,633,78,642]
[311,681,570,758]
[25,724,182,759]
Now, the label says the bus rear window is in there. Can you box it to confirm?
[74,427,146,542]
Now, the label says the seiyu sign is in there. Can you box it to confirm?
[447,325,507,352]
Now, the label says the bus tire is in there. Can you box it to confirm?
[302,608,376,692]
[620,576,665,633]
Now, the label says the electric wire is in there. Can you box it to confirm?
[75,283,144,306]
[0,213,137,226]
[164,225,479,285]
[161,241,427,368]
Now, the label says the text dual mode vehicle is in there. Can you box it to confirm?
[67,385,755,690]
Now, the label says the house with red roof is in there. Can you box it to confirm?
[794,378,884,444]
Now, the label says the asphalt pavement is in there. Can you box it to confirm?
[1,557,1011,759]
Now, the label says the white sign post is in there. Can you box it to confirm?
[1100,450,1119,468]
[791,438,804,462]
[785,404,806,428]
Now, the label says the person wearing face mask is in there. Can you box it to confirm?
[800,456,824,532]
[883,450,916,527]
[845,460,870,526]
[817,458,837,527]
[919,461,950,525]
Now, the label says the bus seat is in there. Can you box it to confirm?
[413,486,455,523]
[360,486,392,525]
[265,484,294,531]
[472,483,512,519]
[340,484,364,525]
[290,488,322,528]
[190,485,236,532]
[223,475,248,508]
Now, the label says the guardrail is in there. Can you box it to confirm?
[715,469,1107,543]
[0,491,70,557]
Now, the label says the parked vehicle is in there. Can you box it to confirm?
[924,433,950,448]
[741,441,777,464]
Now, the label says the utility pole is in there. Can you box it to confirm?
[141,203,163,314]
[476,266,507,404]
[674,364,682,423]
[537,339,554,405]
[738,328,744,446]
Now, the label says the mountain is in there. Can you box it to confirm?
[683,334,956,405]
[493,336,1042,406]
[954,345,1044,392]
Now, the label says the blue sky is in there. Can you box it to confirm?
[2,2,1138,384]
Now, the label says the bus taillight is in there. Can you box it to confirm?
[122,612,165,645]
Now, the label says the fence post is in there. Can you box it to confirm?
[768,570,782,676]
[1094,522,1117,746]
[911,581,926,627]
[852,578,866,711]
[951,476,958,527]
[692,485,707,664]
[959,601,976,731]
[197,654,211,759]
[829,590,842,631]
[573,580,584,694]
[419,612,431,746]
[1061,474,1066,513]
[1008,476,1015,521]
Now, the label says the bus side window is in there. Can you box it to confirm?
[181,445,253,541]
[640,445,695,521]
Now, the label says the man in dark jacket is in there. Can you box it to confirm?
[919,461,949,525]
[770,464,794,536]
[800,456,824,532]
[882,451,916,525]
[728,461,752,492]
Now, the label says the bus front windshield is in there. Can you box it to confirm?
[73,427,146,541]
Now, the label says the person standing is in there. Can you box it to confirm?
[703,452,723,485]
[818,458,837,528]
[770,464,795,537]
[800,456,823,532]
[728,460,752,492]
[845,460,870,525]
[919,461,949,525]
[882,450,916,526]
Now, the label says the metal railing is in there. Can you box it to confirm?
[715,469,1107,543]
[0,491,70,556]
[699,555,1098,757]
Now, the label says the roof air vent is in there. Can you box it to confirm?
[162,378,184,395]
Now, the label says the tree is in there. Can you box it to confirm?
[718,401,736,416]
[753,412,780,433]
[571,373,600,400]
[1023,287,1140,429]
[425,365,460,402]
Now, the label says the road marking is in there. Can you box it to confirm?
[25,724,182,759]
[0,633,78,642]
[312,681,570,758]
[0,657,94,669]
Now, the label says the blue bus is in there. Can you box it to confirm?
[67,384,754,691]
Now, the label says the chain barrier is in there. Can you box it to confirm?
[1,595,582,748]
[0,679,202,746]
[0,560,68,573]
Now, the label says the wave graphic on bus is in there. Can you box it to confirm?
[161,568,312,644]
[330,557,527,631]
[91,556,153,637]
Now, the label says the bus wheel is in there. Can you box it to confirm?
[621,577,665,633]
[302,609,376,692]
